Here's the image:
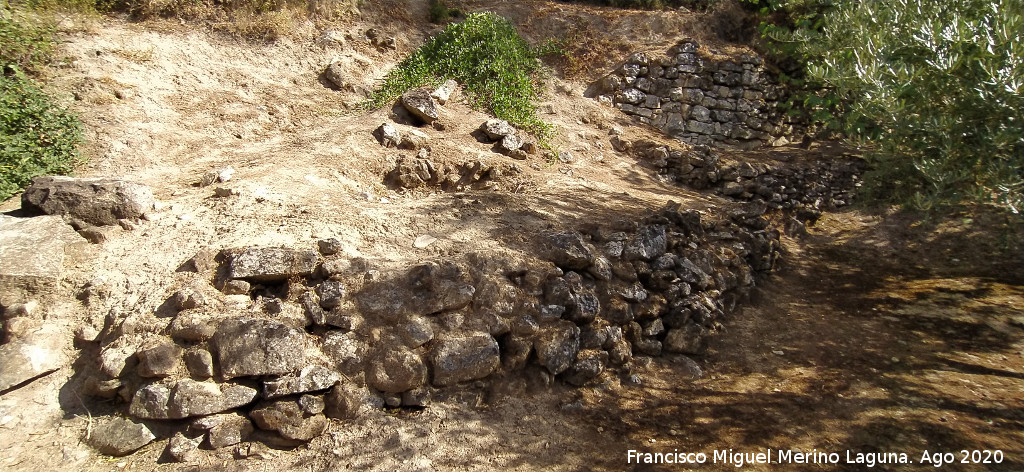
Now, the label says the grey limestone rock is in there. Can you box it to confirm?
[400,88,439,124]
[228,247,318,282]
[480,119,515,140]
[534,321,580,375]
[263,365,341,399]
[429,334,500,386]
[249,399,328,442]
[212,318,306,379]
[539,230,595,271]
[366,347,427,393]
[87,417,156,457]
[21,176,155,226]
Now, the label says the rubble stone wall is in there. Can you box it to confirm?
[592,40,803,148]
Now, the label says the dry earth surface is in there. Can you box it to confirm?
[1,1,1022,471]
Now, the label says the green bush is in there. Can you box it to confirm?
[799,0,1024,212]
[428,0,461,24]
[366,12,561,137]
[1,14,83,201]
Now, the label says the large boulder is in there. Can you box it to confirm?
[400,88,439,124]
[429,334,500,386]
[21,176,154,226]
[534,321,581,375]
[212,318,307,379]
[228,247,319,282]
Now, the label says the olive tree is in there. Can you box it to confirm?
[803,0,1023,212]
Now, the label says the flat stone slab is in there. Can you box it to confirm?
[0,325,69,392]
[87,417,156,457]
[0,215,84,304]
[228,247,319,281]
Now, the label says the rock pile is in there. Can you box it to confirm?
[594,40,801,148]
[73,201,779,455]
[615,137,865,212]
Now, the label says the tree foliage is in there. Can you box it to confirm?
[789,0,1024,212]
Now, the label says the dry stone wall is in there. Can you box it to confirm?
[53,192,781,455]
[593,40,802,148]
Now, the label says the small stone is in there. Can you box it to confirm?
[558,151,575,163]
[624,225,668,260]
[136,340,183,378]
[315,280,346,309]
[21,176,154,226]
[500,134,523,153]
[480,119,515,140]
[374,122,401,147]
[366,347,427,393]
[317,238,343,255]
[183,348,214,379]
[400,88,439,124]
[323,61,348,89]
[219,279,251,295]
[228,247,318,282]
[539,230,595,271]
[663,323,704,354]
[402,387,429,407]
[413,234,437,248]
[299,394,325,415]
[431,79,458,105]
[212,318,306,380]
[193,412,254,449]
[263,365,341,399]
[563,350,608,386]
[401,317,434,348]
[172,288,207,311]
[87,417,155,457]
[249,399,328,442]
[166,432,200,463]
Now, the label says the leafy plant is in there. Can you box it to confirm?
[366,12,562,138]
[0,13,56,76]
[428,0,460,24]
[1,13,83,201]
[799,0,1024,212]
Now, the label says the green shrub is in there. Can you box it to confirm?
[0,13,56,76]
[796,0,1024,212]
[1,14,83,201]
[366,12,561,137]
[428,0,460,24]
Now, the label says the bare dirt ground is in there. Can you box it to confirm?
[1,2,1021,471]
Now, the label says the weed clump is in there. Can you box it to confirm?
[367,12,560,137]
[1,13,83,201]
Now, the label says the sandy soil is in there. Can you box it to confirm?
[0,2,1021,471]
